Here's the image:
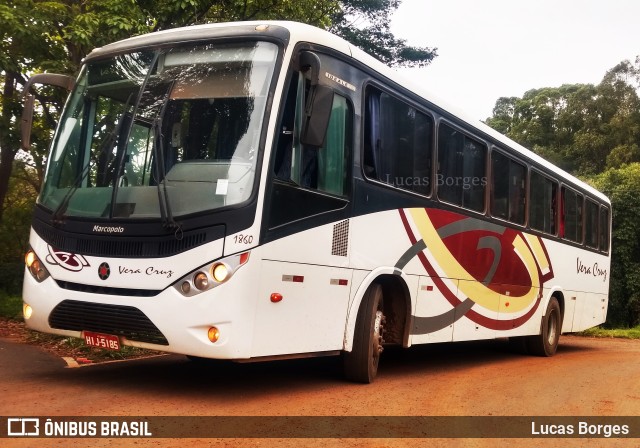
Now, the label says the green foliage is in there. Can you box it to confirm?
[330,0,437,67]
[0,293,22,320]
[486,59,640,176]
[0,162,38,295]
[579,325,640,339]
[591,164,640,327]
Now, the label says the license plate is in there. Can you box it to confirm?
[83,331,121,350]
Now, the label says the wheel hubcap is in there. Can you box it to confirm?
[373,310,385,358]
[547,312,557,345]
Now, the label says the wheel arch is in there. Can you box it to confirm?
[344,268,413,351]
[545,287,565,321]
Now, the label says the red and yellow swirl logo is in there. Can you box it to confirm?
[401,208,554,331]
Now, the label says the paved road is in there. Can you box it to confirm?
[1,335,639,447]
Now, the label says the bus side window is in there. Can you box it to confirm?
[599,206,610,252]
[437,123,486,212]
[562,187,583,243]
[317,94,351,195]
[491,150,526,225]
[363,87,433,196]
[530,171,557,235]
[584,199,599,248]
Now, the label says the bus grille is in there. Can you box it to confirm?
[55,280,161,297]
[49,300,169,345]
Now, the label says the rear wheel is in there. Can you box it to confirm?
[344,284,385,383]
[527,297,561,356]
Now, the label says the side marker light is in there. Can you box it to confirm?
[207,327,220,343]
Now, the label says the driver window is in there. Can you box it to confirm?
[274,71,351,197]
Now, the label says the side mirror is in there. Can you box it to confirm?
[21,73,75,150]
[300,84,333,148]
[298,51,334,148]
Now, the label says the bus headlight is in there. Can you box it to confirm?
[194,272,209,291]
[25,249,50,282]
[23,303,33,320]
[211,263,230,283]
[174,251,250,297]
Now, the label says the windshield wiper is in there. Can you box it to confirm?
[109,52,161,220]
[152,80,180,232]
[51,93,135,225]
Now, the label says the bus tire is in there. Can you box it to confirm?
[343,283,385,383]
[527,297,561,357]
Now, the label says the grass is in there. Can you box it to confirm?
[0,292,23,320]
[578,326,640,339]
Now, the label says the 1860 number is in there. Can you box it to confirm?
[233,234,254,245]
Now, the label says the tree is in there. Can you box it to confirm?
[329,0,437,67]
[591,164,640,327]
[137,0,437,66]
[485,58,640,176]
[0,161,39,294]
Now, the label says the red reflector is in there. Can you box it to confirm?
[292,275,304,283]
[239,252,250,265]
[270,293,283,303]
[427,285,433,291]
[338,279,348,286]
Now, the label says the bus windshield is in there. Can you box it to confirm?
[40,41,278,220]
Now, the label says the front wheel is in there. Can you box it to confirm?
[527,297,562,356]
[343,284,385,383]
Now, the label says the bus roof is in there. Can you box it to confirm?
[86,20,609,204]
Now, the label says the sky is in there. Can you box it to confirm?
[389,0,640,122]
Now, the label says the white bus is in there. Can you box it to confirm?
[21,21,611,382]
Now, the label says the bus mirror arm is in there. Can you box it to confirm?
[21,73,75,150]
[299,51,321,86]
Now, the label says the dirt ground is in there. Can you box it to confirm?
[1,326,639,448]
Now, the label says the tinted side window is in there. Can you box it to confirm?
[562,187,583,243]
[437,123,487,212]
[318,94,351,196]
[585,199,599,248]
[363,88,433,195]
[529,171,557,235]
[491,151,526,225]
[599,207,610,253]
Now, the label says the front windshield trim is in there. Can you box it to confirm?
[39,40,282,223]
